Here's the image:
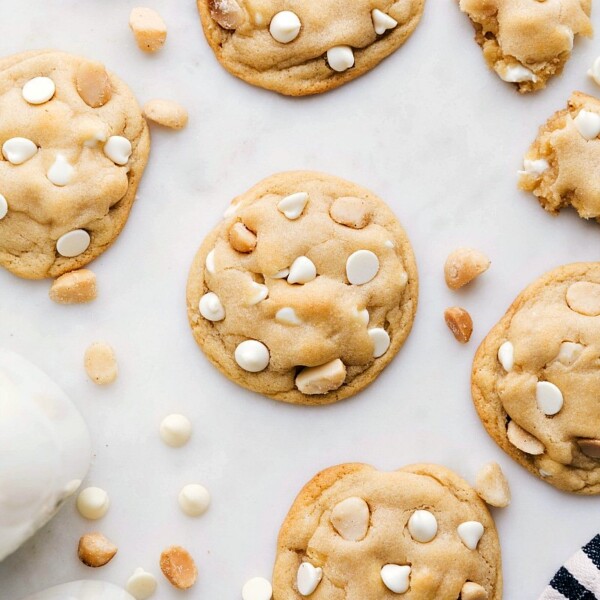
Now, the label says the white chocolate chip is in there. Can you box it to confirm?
[178,484,210,517]
[288,256,317,284]
[518,158,549,178]
[498,64,537,83]
[566,281,600,316]
[199,292,225,321]
[368,328,390,358]
[588,56,600,87]
[330,496,370,541]
[127,568,158,600]
[327,46,355,72]
[0,194,7,219]
[276,307,302,326]
[556,341,584,366]
[346,250,379,285]
[242,577,272,600]
[22,76,56,105]
[206,249,216,274]
[277,191,309,219]
[76,486,110,520]
[56,229,90,257]
[536,381,564,416]
[84,130,107,148]
[103,135,132,165]
[408,510,437,543]
[295,359,347,395]
[247,282,269,305]
[380,564,411,594]
[475,462,511,508]
[47,153,75,186]
[354,307,369,325]
[497,341,514,372]
[271,268,289,279]
[84,342,118,385]
[573,110,600,140]
[385,240,395,248]
[235,340,270,372]
[457,521,484,550]
[160,414,192,447]
[372,9,398,35]
[507,421,545,455]
[2,137,37,164]
[296,563,322,596]
[269,11,301,44]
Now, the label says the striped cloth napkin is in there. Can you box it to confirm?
[539,535,600,599]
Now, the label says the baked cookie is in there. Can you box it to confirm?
[519,91,600,222]
[458,0,592,93]
[0,50,150,279]
[272,463,502,599]
[196,0,426,96]
[186,171,418,405]
[472,263,600,494]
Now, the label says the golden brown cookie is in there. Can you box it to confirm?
[272,463,502,599]
[197,0,426,96]
[0,50,150,279]
[458,0,592,93]
[186,171,418,405]
[519,91,600,222]
[473,263,600,494]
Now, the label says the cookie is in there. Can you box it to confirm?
[519,91,600,222]
[186,171,418,405]
[196,0,426,96]
[272,463,502,599]
[472,263,600,494]
[0,50,150,279]
[458,0,592,93]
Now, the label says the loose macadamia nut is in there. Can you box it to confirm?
[78,532,118,567]
[475,462,511,508]
[49,269,97,304]
[143,99,188,130]
[129,7,167,52]
[160,545,198,590]
[444,306,473,343]
[84,342,118,385]
[444,248,490,289]
[76,62,112,108]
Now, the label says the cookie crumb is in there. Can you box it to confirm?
[143,99,188,130]
[444,248,490,289]
[475,462,511,508]
[129,7,167,52]
[444,307,473,343]
[49,269,97,304]
[78,532,117,567]
[160,545,198,590]
[84,342,118,385]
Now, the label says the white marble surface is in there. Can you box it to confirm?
[1,1,599,599]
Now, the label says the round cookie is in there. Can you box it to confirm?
[186,171,418,405]
[196,0,426,96]
[0,50,150,279]
[472,263,600,494]
[272,463,502,599]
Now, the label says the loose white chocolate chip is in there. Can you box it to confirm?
[84,342,118,385]
[103,135,132,165]
[22,76,55,105]
[199,292,225,321]
[578,439,600,459]
[589,56,600,87]
[536,381,564,416]
[296,563,323,596]
[178,484,211,517]
[277,191,309,219]
[288,256,317,284]
[206,249,216,274]
[518,158,549,177]
[461,582,488,600]
[330,496,370,541]
[380,564,411,594]
[368,328,390,358]
[498,64,537,83]
[276,307,302,326]
[573,110,600,140]
[497,341,514,372]
[242,577,273,600]
[475,462,511,508]
[129,7,167,52]
[507,421,545,455]
[556,341,584,366]
[372,9,398,35]
[0,194,7,219]
[160,414,192,447]
[346,250,379,285]
[269,11,301,44]
[2,137,37,164]
[295,359,346,395]
[235,340,270,372]
[327,46,355,72]
[76,62,112,108]
[47,154,75,186]
[77,486,110,520]
[143,99,188,130]
[127,568,158,600]
[56,229,90,257]
[77,531,118,567]
[408,510,437,543]
[271,268,289,279]
[457,521,484,550]
[566,281,600,316]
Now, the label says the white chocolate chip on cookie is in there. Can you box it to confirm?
[235,340,270,372]
[247,281,269,305]
[2,137,37,165]
[330,496,370,541]
[368,328,390,358]
[497,341,514,372]
[555,341,584,366]
[22,76,55,105]
[457,521,484,550]
[381,564,411,594]
[47,154,75,187]
[295,359,346,395]
[288,256,317,284]
[56,229,90,257]
[573,110,600,140]
[270,11,302,44]
[536,381,564,416]
[518,158,549,178]
[408,509,438,543]
[206,249,216,274]
[0,194,8,220]
[296,563,323,596]
[103,135,132,165]
[372,9,398,35]
[278,192,309,219]
[327,46,355,72]
[276,307,302,326]
[199,292,225,321]
[346,250,379,285]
